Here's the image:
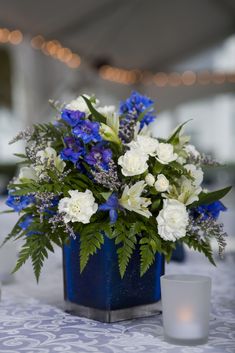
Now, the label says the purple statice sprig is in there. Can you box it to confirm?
[187,214,227,258]
[33,192,60,223]
[91,159,121,192]
[48,212,76,239]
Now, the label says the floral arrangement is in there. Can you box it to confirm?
[1,92,231,281]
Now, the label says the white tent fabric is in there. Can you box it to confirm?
[0,0,235,71]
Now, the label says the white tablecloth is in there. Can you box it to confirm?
[0,249,234,353]
[0,199,234,353]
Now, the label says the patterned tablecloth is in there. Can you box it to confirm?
[0,249,234,353]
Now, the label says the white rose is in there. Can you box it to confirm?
[155,143,177,164]
[19,166,37,181]
[185,164,204,186]
[58,189,98,224]
[155,174,169,192]
[128,135,159,156]
[66,94,98,113]
[118,149,148,176]
[145,173,155,186]
[157,199,189,241]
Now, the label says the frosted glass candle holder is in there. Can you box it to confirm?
[161,274,211,345]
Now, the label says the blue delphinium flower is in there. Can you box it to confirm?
[61,109,85,127]
[191,201,227,221]
[73,120,102,144]
[6,195,35,212]
[119,91,155,128]
[60,136,85,164]
[19,214,43,236]
[19,214,33,230]
[85,145,112,171]
[99,193,121,224]
[45,196,60,216]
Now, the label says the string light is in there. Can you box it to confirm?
[30,35,81,69]
[0,28,23,45]
[1,27,235,86]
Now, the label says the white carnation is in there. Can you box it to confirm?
[185,164,204,186]
[145,173,155,186]
[157,199,189,241]
[128,135,159,156]
[155,174,169,192]
[155,143,177,164]
[118,149,148,176]
[58,189,98,224]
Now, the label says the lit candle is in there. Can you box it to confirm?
[161,275,211,345]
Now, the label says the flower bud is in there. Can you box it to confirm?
[145,173,155,186]
[154,174,169,192]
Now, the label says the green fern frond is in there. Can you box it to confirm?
[80,231,104,273]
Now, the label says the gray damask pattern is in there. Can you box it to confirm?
[0,252,234,353]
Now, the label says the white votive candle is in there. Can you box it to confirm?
[161,274,211,345]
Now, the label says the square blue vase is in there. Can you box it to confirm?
[63,236,164,322]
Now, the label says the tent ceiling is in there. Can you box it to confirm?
[0,0,235,71]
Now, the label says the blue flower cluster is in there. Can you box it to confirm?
[61,109,85,127]
[73,120,101,144]
[191,201,227,221]
[19,214,43,236]
[6,195,35,212]
[60,136,85,164]
[119,91,156,128]
[60,105,112,173]
[85,144,112,171]
[99,194,121,224]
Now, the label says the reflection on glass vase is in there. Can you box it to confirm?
[63,236,164,322]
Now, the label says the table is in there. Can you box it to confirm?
[0,249,234,353]
[0,198,234,353]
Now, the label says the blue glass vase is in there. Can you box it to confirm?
[63,236,164,322]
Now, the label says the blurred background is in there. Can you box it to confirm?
[0,0,235,283]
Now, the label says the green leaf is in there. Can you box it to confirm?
[151,199,161,211]
[82,95,106,123]
[99,192,112,201]
[116,232,137,278]
[167,119,192,144]
[13,153,27,158]
[12,245,31,274]
[80,230,104,273]
[190,186,232,208]
[0,209,15,214]
[140,242,155,276]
